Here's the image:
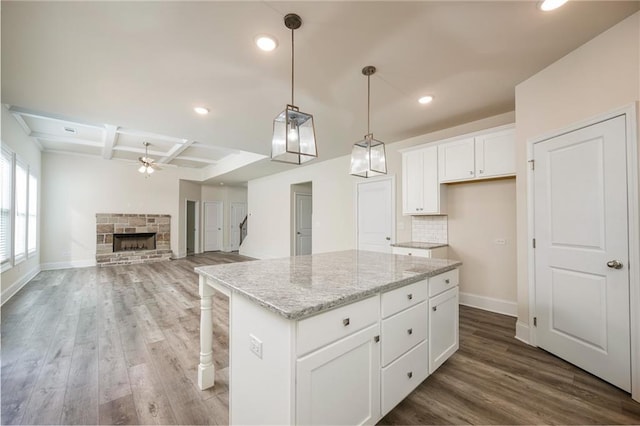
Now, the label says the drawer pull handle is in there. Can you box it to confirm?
[374,335,380,343]
[407,372,413,379]
[407,328,413,335]
[407,293,413,300]
[432,306,437,312]
[343,318,350,327]
[445,279,450,284]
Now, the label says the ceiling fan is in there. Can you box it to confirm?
[138,141,161,175]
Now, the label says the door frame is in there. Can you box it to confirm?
[355,175,396,251]
[527,103,639,402]
[203,201,224,252]
[292,192,312,256]
[185,199,200,255]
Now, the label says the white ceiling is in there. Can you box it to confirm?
[2,1,638,184]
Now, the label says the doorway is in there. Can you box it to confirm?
[186,200,199,255]
[291,182,312,256]
[530,108,639,395]
[357,177,394,253]
[230,202,247,251]
[203,201,223,252]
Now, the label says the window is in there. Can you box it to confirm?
[14,159,27,263]
[28,173,37,256]
[1,147,12,267]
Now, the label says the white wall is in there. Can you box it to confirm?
[514,12,640,339]
[41,152,199,268]
[241,112,515,261]
[1,105,42,302]
[201,185,247,251]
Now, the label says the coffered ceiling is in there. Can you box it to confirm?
[2,1,638,184]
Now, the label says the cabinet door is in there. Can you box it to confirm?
[421,145,443,214]
[438,137,475,182]
[428,286,459,374]
[475,128,515,178]
[402,151,424,214]
[296,324,381,425]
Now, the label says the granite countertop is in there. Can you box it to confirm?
[391,241,448,249]
[195,250,461,320]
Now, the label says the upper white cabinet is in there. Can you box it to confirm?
[438,127,515,183]
[402,145,446,215]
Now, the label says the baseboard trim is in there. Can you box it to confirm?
[459,292,517,317]
[1,265,41,305]
[515,320,532,345]
[40,259,96,271]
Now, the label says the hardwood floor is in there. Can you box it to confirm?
[2,252,639,425]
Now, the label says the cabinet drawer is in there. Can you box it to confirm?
[381,280,427,318]
[297,295,379,356]
[428,269,459,297]
[392,247,431,258]
[381,340,428,416]
[381,301,427,366]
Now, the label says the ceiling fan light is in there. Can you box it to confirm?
[138,165,146,173]
[147,166,154,174]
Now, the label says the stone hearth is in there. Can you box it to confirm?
[96,213,172,266]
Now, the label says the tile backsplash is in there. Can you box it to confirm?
[411,215,448,243]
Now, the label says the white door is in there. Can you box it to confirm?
[533,115,631,391]
[295,193,312,255]
[358,178,393,253]
[230,202,247,251]
[203,201,223,252]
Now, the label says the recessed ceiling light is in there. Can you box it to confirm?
[255,35,278,52]
[418,95,434,105]
[539,0,568,11]
[194,106,209,115]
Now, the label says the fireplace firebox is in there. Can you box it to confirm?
[113,233,156,252]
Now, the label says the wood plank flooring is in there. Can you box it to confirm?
[2,252,639,425]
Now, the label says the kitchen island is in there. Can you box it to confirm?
[195,250,462,425]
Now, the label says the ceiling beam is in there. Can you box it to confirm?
[8,105,103,129]
[174,155,218,165]
[28,131,103,147]
[158,140,194,164]
[117,127,185,144]
[102,125,119,159]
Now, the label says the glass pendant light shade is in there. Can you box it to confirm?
[350,133,387,178]
[350,65,387,178]
[272,104,317,164]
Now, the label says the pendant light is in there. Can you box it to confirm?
[350,66,387,178]
[271,13,318,165]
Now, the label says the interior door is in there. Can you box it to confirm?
[533,114,631,391]
[230,202,247,251]
[186,200,196,254]
[203,201,223,252]
[295,193,312,255]
[358,178,393,253]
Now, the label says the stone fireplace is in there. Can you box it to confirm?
[96,213,172,266]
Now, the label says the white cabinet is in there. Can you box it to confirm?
[402,146,445,215]
[428,286,459,374]
[392,246,448,259]
[438,127,515,183]
[296,324,381,425]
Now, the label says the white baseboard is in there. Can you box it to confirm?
[40,259,96,271]
[1,265,41,305]
[515,320,532,345]
[459,292,517,317]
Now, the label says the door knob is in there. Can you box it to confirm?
[297,232,301,235]
[607,260,623,269]
[385,237,391,241]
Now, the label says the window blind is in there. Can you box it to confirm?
[28,173,37,255]
[14,159,27,263]
[1,147,12,265]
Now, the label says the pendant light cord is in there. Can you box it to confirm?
[291,26,295,106]
[367,74,371,135]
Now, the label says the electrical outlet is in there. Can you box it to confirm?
[495,238,506,245]
[249,334,263,359]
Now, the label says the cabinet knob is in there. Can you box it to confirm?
[407,372,413,379]
[407,293,413,300]
[445,279,450,284]
[374,335,380,343]
[342,318,350,327]
[432,306,437,312]
[479,169,484,174]
[408,253,412,256]
[469,171,474,175]
[407,328,413,335]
